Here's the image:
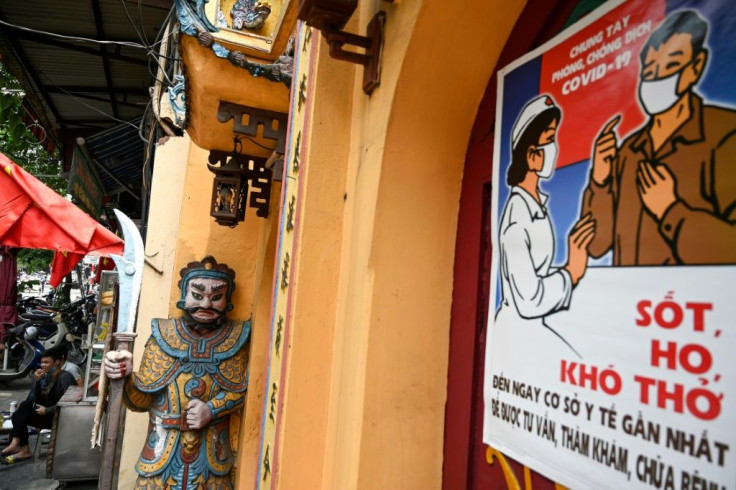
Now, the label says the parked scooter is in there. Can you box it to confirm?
[0,322,42,384]
[15,295,49,313]
[23,294,95,364]
[0,294,96,383]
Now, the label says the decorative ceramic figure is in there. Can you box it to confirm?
[230,0,272,30]
[105,256,250,489]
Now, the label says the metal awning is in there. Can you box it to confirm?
[0,1,171,135]
[0,1,173,215]
[84,117,145,197]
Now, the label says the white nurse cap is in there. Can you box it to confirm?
[511,95,559,150]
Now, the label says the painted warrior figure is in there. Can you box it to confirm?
[105,256,250,489]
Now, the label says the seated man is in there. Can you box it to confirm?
[61,347,83,387]
[1,347,75,463]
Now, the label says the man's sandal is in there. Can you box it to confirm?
[1,454,31,464]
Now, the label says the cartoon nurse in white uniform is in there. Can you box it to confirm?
[495,95,595,356]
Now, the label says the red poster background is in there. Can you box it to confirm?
[539,0,666,168]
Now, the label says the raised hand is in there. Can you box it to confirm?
[637,161,677,220]
[104,350,133,379]
[565,214,596,286]
[592,116,621,185]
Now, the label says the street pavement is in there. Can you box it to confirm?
[0,375,97,489]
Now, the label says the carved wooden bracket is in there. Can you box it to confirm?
[216,101,288,181]
[297,0,385,94]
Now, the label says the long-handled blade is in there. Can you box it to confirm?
[98,210,144,490]
[109,209,144,334]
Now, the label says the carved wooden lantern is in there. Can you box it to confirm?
[208,136,273,227]
[209,141,248,227]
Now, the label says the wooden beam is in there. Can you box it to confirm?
[91,0,120,119]
[65,122,111,130]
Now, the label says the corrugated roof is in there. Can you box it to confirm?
[0,0,173,214]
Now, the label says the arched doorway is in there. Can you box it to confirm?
[443,1,605,488]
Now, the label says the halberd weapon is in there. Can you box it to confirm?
[97,209,144,490]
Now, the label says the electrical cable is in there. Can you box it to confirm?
[0,18,147,49]
[121,3,178,86]
[138,0,151,47]
[241,136,277,152]
[147,44,176,86]
[120,0,148,50]
[137,101,153,144]
[55,86,141,130]
[19,103,47,143]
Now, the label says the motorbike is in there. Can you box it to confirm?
[0,294,96,383]
[16,295,49,313]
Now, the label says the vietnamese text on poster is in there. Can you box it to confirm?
[483,0,736,489]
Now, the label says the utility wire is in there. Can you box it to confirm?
[55,86,141,131]
[120,0,148,49]
[138,0,150,47]
[121,2,178,86]
[242,136,277,152]
[0,18,147,49]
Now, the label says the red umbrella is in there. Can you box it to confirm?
[0,153,124,287]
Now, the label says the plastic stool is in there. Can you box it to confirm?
[32,429,51,460]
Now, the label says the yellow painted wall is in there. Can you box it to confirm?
[235,182,281,486]
[118,134,190,489]
[122,0,525,487]
[274,29,355,490]
[118,135,279,488]
[274,0,527,488]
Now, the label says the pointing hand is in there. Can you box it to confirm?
[592,116,620,185]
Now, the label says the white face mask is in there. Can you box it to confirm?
[536,142,557,179]
[638,70,681,115]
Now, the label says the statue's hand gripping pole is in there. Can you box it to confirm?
[98,209,144,490]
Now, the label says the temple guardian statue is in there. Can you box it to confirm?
[105,256,250,489]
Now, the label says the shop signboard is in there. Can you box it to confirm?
[67,147,104,217]
[484,0,736,488]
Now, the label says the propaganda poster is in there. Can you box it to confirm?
[483,0,736,488]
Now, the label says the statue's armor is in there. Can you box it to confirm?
[123,317,250,489]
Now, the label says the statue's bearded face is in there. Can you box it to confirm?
[183,277,229,324]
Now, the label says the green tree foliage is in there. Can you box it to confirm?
[0,62,65,193]
[1,62,65,275]
[16,248,53,273]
